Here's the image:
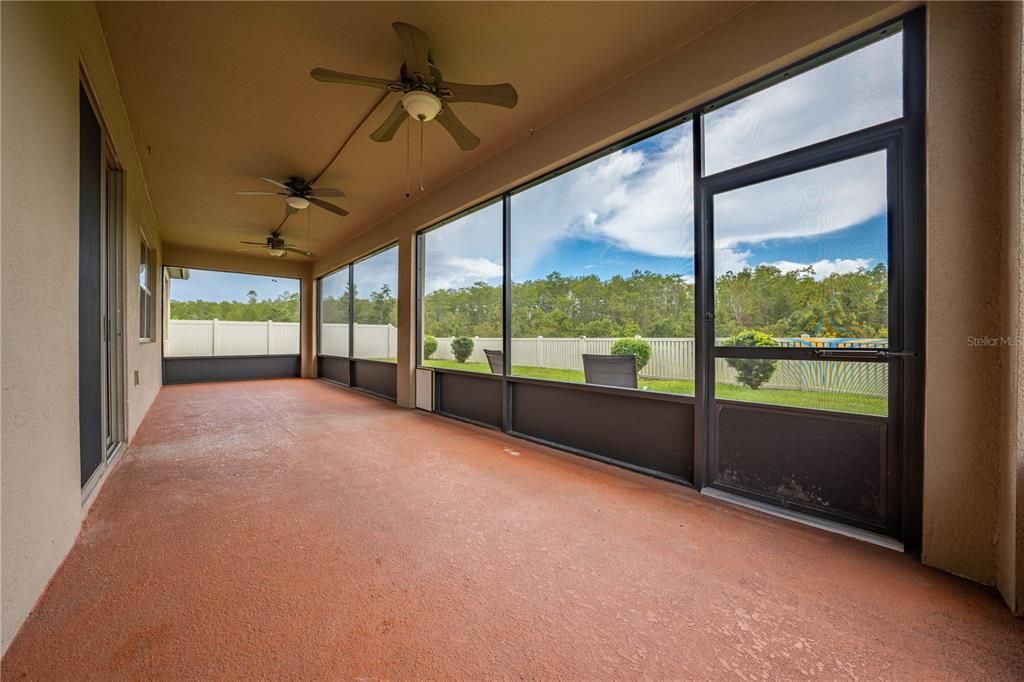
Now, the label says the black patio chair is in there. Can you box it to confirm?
[582,354,637,389]
[483,349,504,374]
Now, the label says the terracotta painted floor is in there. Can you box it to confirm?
[3,379,1023,680]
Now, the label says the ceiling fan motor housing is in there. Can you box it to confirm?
[402,90,441,121]
[267,235,287,256]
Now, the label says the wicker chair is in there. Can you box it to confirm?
[483,349,504,374]
[582,353,637,389]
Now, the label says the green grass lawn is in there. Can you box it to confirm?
[422,359,886,416]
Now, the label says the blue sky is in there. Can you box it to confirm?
[169,269,299,302]
[518,215,885,282]
[423,32,900,293]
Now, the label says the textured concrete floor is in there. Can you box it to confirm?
[3,379,1023,680]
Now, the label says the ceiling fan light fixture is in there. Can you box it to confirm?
[402,90,441,121]
[267,248,286,257]
[286,196,310,210]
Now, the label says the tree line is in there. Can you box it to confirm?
[170,290,302,323]
[417,264,888,339]
[173,263,889,340]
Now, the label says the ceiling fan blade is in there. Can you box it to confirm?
[239,241,268,245]
[310,68,401,90]
[308,197,350,217]
[308,188,345,198]
[283,246,316,258]
[260,177,290,190]
[392,22,432,81]
[435,105,481,151]
[440,81,518,109]
[235,191,284,196]
[370,100,408,142]
[235,246,267,251]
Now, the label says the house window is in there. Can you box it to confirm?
[139,237,155,340]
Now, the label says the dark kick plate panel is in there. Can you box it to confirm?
[163,356,300,384]
[436,372,502,428]
[714,402,889,531]
[318,356,351,385]
[351,360,397,400]
[510,381,694,481]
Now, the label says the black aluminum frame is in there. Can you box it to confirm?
[316,243,400,401]
[413,9,925,546]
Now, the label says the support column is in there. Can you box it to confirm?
[1000,0,1024,616]
[395,231,417,407]
[301,264,316,378]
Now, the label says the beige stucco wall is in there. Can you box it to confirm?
[1,1,165,652]
[923,2,1023,604]
[998,0,1024,613]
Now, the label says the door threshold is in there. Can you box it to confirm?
[701,487,904,552]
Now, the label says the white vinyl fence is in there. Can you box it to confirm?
[167,320,887,396]
[166,320,300,357]
[167,321,401,359]
[320,323,399,359]
[429,335,888,396]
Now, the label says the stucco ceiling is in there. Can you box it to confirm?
[98,1,746,260]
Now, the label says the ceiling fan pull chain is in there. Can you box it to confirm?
[419,117,425,192]
[405,118,411,199]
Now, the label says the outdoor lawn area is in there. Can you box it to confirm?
[422,360,887,416]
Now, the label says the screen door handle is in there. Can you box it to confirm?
[812,349,915,360]
[877,350,916,360]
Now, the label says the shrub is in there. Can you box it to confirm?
[451,335,474,363]
[724,329,778,390]
[423,335,438,360]
[611,337,652,372]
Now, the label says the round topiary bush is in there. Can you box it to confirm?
[611,337,652,372]
[423,335,438,360]
[450,335,474,363]
[724,329,778,390]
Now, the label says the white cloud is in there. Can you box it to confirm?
[713,151,887,248]
[715,246,754,275]
[766,257,872,280]
[423,201,503,293]
[703,34,902,174]
[423,34,900,283]
[510,126,693,269]
[424,255,502,291]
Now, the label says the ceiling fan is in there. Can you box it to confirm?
[237,234,315,258]
[236,177,349,217]
[310,22,518,151]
